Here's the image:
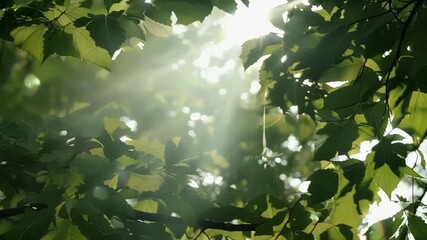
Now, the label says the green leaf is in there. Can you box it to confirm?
[162,195,197,227]
[240,33,282,70]
[11,25,47,63]
[44,29,79,59]
[365,137,408,198]
[318,58,364,83]
[0,209,51,240]
[297,113,316,144]
[290,201,312,231]
[41,220,86,240]
[103,117,128,137]
[370,210,406,240]
[397,91,427,145]
[74,11,129,55]
[0,0,14,9]
[308,169,339,203]
[362,102,388,138]
[71,153,114,183]
[205,229,246,240]
[211,0,237,13]
[320,224,354,240]
[66,26,112,70]
[411,7,427,67]
[126,172,164,193]
[365,155,401,198]
[408,212,427,239]
[365,24,401,58]
[314,122,359,161]
[85,186,136,220]
[129,137,165,162]
[144,0,213,25]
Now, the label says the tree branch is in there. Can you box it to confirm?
[135,210,260,231]
[0,204,261,232]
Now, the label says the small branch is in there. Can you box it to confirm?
[346,9,392,27]
[0,204,45,219]
[136,210,260,231]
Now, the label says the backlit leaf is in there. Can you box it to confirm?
[240,33,282,70]
[44,29,79,59]
[12,25,47,63]
[66,26,112,69]
[398,91,427,145]
[74,11,138,55]
[126,172,164,193]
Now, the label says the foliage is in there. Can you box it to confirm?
[0,0,427,239]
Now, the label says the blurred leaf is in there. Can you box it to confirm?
[211,0,237,13]
[368,211,404,240]
[126,172,164,193]
[0,209,51,239]
[71,152,114,183]
[0,0,14,8]
[85,186,136,220]
[129,137,165,162]
[297,113,316,144]
[41,220,86,240]
[205,229,246,240]
[162,195,197,227]
[126,221,173,240]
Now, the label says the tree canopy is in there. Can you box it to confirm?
[0,0,427,239]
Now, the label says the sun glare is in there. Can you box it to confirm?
[222,0,284,44]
